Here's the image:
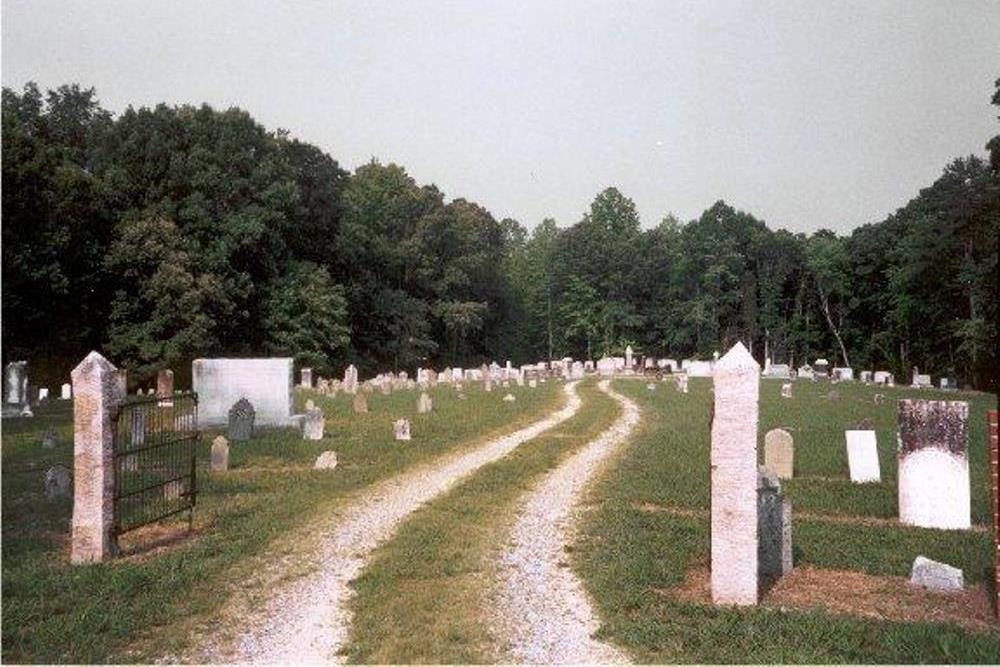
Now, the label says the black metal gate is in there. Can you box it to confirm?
[112,391,199,540]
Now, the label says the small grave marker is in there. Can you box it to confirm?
[228,398,255,442]
[210,436,229,472]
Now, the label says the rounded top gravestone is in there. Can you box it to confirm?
[228,398,255,442]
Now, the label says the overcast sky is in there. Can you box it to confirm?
[3,1,998,234]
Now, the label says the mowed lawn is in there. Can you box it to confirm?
[575,377,999,663]
[1,380,561,663]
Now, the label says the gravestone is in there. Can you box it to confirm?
[625,345,634,369]
[210,436,229,472]
[846,429,880,482]
[343,364,359,394]
[42,427,57,449]
[157,369,174,397]
[874,393,885,405]
[813,359,829,378]
[711,342,760,605]
[860,370,873,384]
[764,429,794,479]
[503,393,516,402]
[797,365,815,381]
[45,465,72,498]
[898,399,970,530]
[764,364,791,379]
[300,367,312,388]
[417,392,433,414]
[757,468,793,581]
[4,360,27,406]
[910,556,963,592]
[227,398,255,442]
[939,377,958,390]
[193,358,293,427]
[646,383,656,391]
[911,373,932,388]
[528,379,537,389]
[832,367,854,382]
[314,450,338,470]
[596,357,615,377]
[302,408,325,440]
[38,387,49,401]
[676,374,689,393]
[353,392,368,414]
[571,361,584,379]
[394,418,411,441]
[305,398,315,411]
[780,383,792,399]
[61,383,72,400]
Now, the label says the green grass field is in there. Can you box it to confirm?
[1,381,561,663]
[573,377,1000,663]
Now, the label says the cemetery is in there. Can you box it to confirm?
[1,352,998,663]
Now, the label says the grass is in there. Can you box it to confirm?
[573,377,1000,663]
[1,379,561,663]
[345,378,621,664]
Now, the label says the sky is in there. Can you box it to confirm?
[3,0,998,234]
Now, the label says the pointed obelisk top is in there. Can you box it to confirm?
[715,342,760,372]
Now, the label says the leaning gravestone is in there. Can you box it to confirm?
[353,392,368,414]
[898,399,970,530]
[314,450,338,470]
[417,392,433,414]
[302,408,325,440]
[711,342,760,606]
[45,465,72,498]
[394,418,411,441]
[228,398,255,442]
[910,555,964,592]
[845,428,880,483]
[210,435,229,472]
[764,429,794,479]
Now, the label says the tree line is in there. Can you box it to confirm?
[3,81,998,390]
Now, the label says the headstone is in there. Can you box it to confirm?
[898,399,970,530]
[157,369,174,397]
[193,358,293,426]
[797,365,815,381]
[676,374,689,394]
[939,377,958,390]
[300,367,313,388]
[302,408,325,440]
[42,427,57,448]
[909,556,964,592]
[813,359,829,378]
[911,373,932,388]
[314,450,338,470]
[394,418,411,441]
[686,360,713,378]
[503,393,516,402]
[305,398,315,411]
[227,398,255,442]
[846,429,880,483]
[353,392,368,414]
[417,392,433,414]
[210,436,229,472]
[61,383,72,400]
[780,383,792,399]
[764,429,794,479]
[764,364,791,379]
[343,364,359,394]
[711,342,760,605]
[38,387,49,401]
[70,351,126,563]
[873,371,892,385]
[4,360,28,406]
[874,393,885,405]
[571,361,584,379]
[646,383,656,391]
[625,345,634,369]
[596,356,615,377]
[757,468,793,581]
[45,465,72,498]
[528,379,537,389]
[860,370,873,384]
[832,367,854,382]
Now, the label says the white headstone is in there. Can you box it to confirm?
[210,435,229,472]
[193,358,294,427]
[314,450,338,470]
[394,418,411,441]
[845,430,880,483]
[61,383,72,400]
[302,408,325,440]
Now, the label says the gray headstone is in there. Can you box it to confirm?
[353,392,368,414]
[41,427,57,449]
[210,435,229,472]
[302,407,325,440]
[757,468,792,581]
[45,465,71,498]
[909,555,963,592]
[417,392,433,414]
[227,398,255,442]
[394,418,411,441]
[763,429,794,479]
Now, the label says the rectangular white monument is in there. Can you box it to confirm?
[193,358,294,427]
[845,430,881,483]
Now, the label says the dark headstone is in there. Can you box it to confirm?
[228,397,255,442]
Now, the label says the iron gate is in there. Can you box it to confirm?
[112,391,199,539]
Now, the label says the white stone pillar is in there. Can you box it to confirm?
[300,367,313,388]
[71,351,126,564]
[711,342,760,605]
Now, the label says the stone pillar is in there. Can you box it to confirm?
[156,369,174,397]
[70,351,126,564]
[711,342,760,605]
[301,367,312,388]
[898,399,970,530]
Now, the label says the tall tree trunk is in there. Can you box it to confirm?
[816,281,850,368]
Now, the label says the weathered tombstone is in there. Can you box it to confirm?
[874,392,885,405]
[42,427,57,448]
[353,392,368,414]
[314,450,338,470]
[845,429,880,483]
[193,358,293,426]
[757,468,793,581]
[300,367,313,388]
[528,379,537,389]
[898,399,970,530]
[711,342,760,605]
[227,398,255,442]
[780,383,792,399]
[596,356,615,377]
[939,377,958,390]
[503,393,516,402]
[394,418,411,441]
[873,370,892,385]
[484,368,493,392]
[157,369,174,397]
[38,387,49,401]
[70,351,126,564]
[61,382,72,400]
[625,345,634,370]
[646,383,656,392]
[305,398,315,411]
[4,360,28,407]
[911,373,932,388]
[417,392,433,414]
[813,359,829,378]
[764,429,794,479]
[797,365,815,381]
[860,370,873,384]
[910,556,963,592]
[832,367,854,382]
[45,465,72,498]
[210,435,229,472]
[343,364,359,394]
[676,374,689,393]
[302,408,325,440]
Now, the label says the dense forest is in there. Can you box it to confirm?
[3,82,998,390]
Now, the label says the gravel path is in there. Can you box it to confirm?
[196,381,582,664]
[495,380,639,664]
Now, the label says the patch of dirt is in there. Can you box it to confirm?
[662,564,998,634]
[115,522,203,562]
